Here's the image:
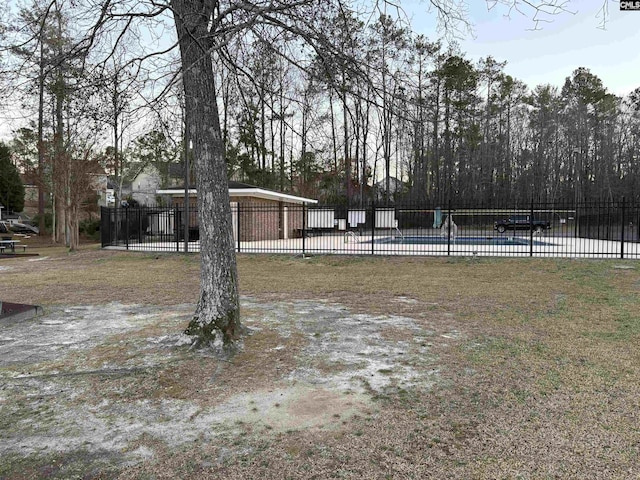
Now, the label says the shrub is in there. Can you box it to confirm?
[79,218,101,241]
[31,212,53,233]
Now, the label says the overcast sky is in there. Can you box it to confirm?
[401,0,639,96]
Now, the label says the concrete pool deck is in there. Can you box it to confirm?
[104,232,640,259]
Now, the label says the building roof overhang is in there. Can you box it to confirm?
[156,186,317,205]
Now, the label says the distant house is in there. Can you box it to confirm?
[107,178,131,206]
[107,169,149,207]
[125,162,188,207]
[20,174,39,217]
[91,172,109,208]
[119,162,167,207]
[20,166,108,217]
[129,164,161,206]
[79,168,110,216]
[374,176,407,202]
[157,181,317,241]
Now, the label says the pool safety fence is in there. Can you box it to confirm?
[100,199,640,259]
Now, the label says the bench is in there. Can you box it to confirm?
[0,243,27,253]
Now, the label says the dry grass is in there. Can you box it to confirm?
[1,244,200,305]
[1,246,640,478]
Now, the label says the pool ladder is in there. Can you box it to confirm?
[344,231,360,243]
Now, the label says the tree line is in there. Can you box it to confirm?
[214,11,640,207]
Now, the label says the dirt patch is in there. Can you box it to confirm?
[0,296,445,478]
[241,298,441,394]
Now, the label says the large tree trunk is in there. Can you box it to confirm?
[172,0,241,347]
[68,203,79,251]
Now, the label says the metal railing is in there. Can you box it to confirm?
[100,198,640,259]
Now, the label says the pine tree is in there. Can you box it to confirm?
[0,143,25,214]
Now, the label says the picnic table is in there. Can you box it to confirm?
[0,239,24,253]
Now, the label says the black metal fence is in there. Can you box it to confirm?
[100,199,640,259]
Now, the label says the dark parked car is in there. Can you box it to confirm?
[494,215,551,234]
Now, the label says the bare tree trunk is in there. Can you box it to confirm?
[37,38,46,234]
[342,86,351,204]
[68,203,79,251]
[260,84,266,172]
[113,68,120,188]
[270,93,276,177]
[329,92,338,174]
[52,6,67,246]
[432,74,441,202]
[279,93,286,192]
[54,81,66,244]
[172,0,241,347]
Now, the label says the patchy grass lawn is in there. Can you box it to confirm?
[1,246,639,479]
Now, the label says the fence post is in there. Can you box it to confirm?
[114,208,119,247]
[447,198,451,256]
[371,202,376,255]
[621,197,626,259]
[100,207,106,247]
[175,206,179,252]
[530,199,534,257]
[139,208,143,245]
[184,203,189,254]
[125,207,129,250]
[302,203,306,257]
[237,204,241,253]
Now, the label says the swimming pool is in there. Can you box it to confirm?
[373,236,555,246]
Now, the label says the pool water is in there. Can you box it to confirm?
[373,236,555,246]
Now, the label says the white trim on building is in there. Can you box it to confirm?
[156,187,317,205]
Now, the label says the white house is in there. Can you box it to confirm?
[130,165,162,207]
[374,176,407,202]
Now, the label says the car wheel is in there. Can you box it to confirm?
[497,225,506,233]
